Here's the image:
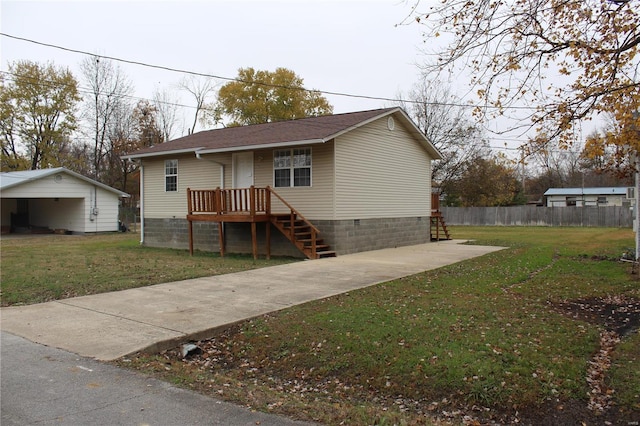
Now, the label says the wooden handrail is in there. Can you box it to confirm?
[266,186,319,234]
[187,187,268,215]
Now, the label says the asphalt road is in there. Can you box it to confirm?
[1,331,314,426]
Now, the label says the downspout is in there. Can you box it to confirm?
[139,162,145,244]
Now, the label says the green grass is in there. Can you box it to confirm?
[2,228,638,424]
[0,233,296,306]
[119,227,640,425]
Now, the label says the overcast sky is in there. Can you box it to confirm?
[2,2,433,126]
[1,0,539,155]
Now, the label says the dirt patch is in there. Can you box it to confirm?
[552,295,640,337]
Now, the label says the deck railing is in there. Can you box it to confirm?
[187,187,270,216]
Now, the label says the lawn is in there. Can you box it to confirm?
[0,233,296,306]
[115,227,640,425]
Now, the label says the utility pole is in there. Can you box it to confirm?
[633,151,640,264]
[520,146,526,194]
[633,110,640,262]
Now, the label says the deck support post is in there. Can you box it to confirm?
[218,222,225,257]
[251,222,258,259]
[188,219,194,255]
[266,221,271,259]
[187,187,194,256]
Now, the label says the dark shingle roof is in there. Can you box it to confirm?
[123,108,441,160]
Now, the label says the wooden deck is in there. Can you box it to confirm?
[188,188,448,257]
[187,186,336,260]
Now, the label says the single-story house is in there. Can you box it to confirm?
[122,107,442,258]
[0,167,130,234]
[544,187,634,207]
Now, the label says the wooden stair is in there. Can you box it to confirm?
[430,213,451,241]
[271,213,336,259]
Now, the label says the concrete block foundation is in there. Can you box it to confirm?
[143,216,431,257]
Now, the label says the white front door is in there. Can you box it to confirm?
[232,151,254,188]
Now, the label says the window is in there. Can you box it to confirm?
[566,196,576,207]
[165,159,178,192]
[274,148,311,187]
[597,196,607,205]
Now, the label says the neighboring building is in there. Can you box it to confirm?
[0,168,129,234]
[543,187,633,207]
[122,107,442,258]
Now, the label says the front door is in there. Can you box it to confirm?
[232,151,254,188]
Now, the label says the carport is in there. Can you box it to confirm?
[0,168,129,234]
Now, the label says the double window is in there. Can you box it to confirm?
[274,148,311,187]
[165,159,178,192]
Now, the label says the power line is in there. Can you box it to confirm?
[0,32,539,111]
[0,70,198,111]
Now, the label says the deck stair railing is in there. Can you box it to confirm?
[430,193,451,241]
[266,187,336,259]
[186,186,335,259]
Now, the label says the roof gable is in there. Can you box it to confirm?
[0,167,129,197]
[122,108,442,160]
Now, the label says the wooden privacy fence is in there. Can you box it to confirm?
[441,205,633,227]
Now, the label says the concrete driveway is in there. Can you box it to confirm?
[0,240,504,361]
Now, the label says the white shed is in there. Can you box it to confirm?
[0,168,129,234]
[543,187,633,207]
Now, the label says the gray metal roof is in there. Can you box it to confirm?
[0,167,129,197]
[543,187,629,196]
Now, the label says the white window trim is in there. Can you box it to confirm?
[165,159,178,192]
[273,147,312,188]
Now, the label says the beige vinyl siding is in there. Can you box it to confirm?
[143,155,224,218]
[253,142,335,219]
[335,117,432,219]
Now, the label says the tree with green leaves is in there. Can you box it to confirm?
[0,60,80,171]
[214,67,333,126]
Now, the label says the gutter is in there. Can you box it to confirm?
[122,147,204,160]
[197,139,325,155]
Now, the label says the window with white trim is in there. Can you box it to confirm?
[274,148,311,187]
[165,159,178,192]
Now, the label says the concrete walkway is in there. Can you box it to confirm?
[1,240,504,361]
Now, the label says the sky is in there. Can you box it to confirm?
[0,0,525,153]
